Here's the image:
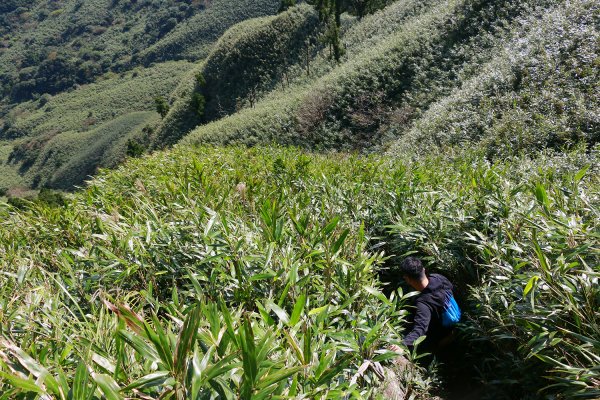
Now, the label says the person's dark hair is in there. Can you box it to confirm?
[400,256,425,280]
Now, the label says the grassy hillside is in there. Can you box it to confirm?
[138,0,281,65]
[0,61,192,190]
[3,61,192,140]
[0,0,279,105]
[1,0,194,103]
[0,146,598,398]
[6,0,596,193]
[172,0,597,157]
[389,0,599,156]
[151,4,321,147]
[0,141,26,195]
[0,0,284,193]
[26,111,157,190]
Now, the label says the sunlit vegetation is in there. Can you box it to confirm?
[0,0,278,104]
[0,0,280,192]
[0,62,190,190]
[0,0,598,398]
[138,0,281,64]
[0,146,598,398]
[176,0,597,157]
[151,4,322,147]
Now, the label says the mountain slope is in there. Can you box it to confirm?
[175,0,597,157]
[1,61,192,191]
[138,0,281,64]
[0,0,279,105]
[0,0,281,192]
[151,4,321,147]
[389,0,599,156]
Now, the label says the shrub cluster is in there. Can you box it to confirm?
[151,4,321,147]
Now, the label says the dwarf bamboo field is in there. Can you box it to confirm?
[0,145,598,399]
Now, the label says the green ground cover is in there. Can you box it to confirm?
[4,61,192,140]
[26,111,158,190]
[0,146,598,399]
[150,4,322,147]
[138,0,280,64]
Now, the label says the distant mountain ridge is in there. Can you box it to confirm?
[0,0,279,104]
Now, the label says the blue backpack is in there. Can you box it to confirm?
[442,292,461,327]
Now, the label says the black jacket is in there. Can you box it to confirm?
[402,273,454,347]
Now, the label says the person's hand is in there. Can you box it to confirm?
[387,344,409,369]
[388,344,404,354]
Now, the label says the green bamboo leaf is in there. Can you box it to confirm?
[73,361,93,400]
[240,316,258,399]
[308,305,328,316]
[363,322,384,348]
[203,353,240,382]
[283,330,305,365]
[363,286,391,306]
[191,347,206,399]
[574,165,590,182]
[122,371,170,391]
[289,212,308,237]
[323,216,340,237]
[56,367,71,399]
[174,305,201,378]
[413,336,427,351]
[142,317,174,372]
[92,373,124,400]
[256,301,276,327]
[534,183,550,211]
[289,375,298,397]
[257,366,304,389]
[373,351,405,362]
[275,218,284,242]
[523,275,539,297]
[219,301,238,347]
[91,353,116,374]
[0,371,44,394]
[255,332,275,366]
[117,330,160,363]
[204,211,218,237]
[151,313,175,371]
[267,301,290,325]
[250,271,277,282]
[186,269,204,300]
[303,324,311,366]
[532,233,550,274]
[0,340,60,395]
[289,292,307,327]
[557,329,600,348]
[331,228,350,254]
